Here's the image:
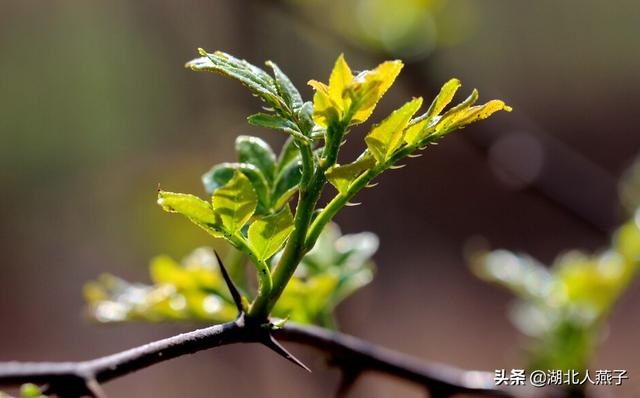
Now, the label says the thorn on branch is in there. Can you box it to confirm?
[261,334,311,373]
[214,250,244,314]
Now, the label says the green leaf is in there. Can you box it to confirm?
[266,60,303,111]
[325,154,375,194]
[276,137,300,175]
[235,135,277,183]
[247,113,310,141]
[272,159,302,208]
[296,101,315,136]
[248,206,295,261]
[157,191,223,237]
[202,162,270,215]
[212,171,257,234]
[365,97,423,163]
[186,50,281,108]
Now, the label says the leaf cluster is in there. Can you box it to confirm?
[85,225,376,328]
[471,214,640,371]
[91,50,510,324]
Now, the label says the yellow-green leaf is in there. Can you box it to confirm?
[328,54,353,109]
[158,191,223,237]
[424,78,461,121]
[365,97,423,163]
[309,56,403,127]
[308,79,339,128]
[350,60,404,125]
[435,89,512,136]
[326,155,375,194]
[212,171,257,234]
[248,206,295,261]
[433,89,478,133]
[403,118,429,147]
[455,100,513,128]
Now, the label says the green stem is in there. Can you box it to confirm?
[305,168,380,249]
[230,234,272,302]
[249,122,348,320]
[305,144,423,248]
[297,140,314,189]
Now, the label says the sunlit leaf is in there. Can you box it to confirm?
[325,154,375,194]
[212,171,257,234]
[248,206,295,261]
[309,55,403,127]
[365,97,423,163]
[423,78,461,122]
[202,162,269,215]
[434,90,512,136]
[157,191,223,237]
[328,54,353,109]
[308,79,339,128]
[349,60,403,125]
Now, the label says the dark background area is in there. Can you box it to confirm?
[1,1,639,396]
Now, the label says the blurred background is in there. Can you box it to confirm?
[1,0,639,396]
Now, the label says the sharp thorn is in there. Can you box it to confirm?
[345,202,361,207]
[263,334,311,372]
[389,164,407,170]
[407,153,423,158]
[365,182,379,188]
[214,250,243,313]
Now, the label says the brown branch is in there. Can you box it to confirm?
[275,323,514,397]
[0,319,517,397]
